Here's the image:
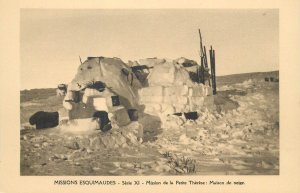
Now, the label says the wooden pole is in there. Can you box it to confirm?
[209,47,214,91]
[203,46,208,69]
[200,56,205,84]
[212,49,217,95]
[198,29,212,86]
[198,29,204,58]
[209,46,217,95]
[198,29,205,85]
[204,46,211,86]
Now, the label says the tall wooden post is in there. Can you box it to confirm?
[203,46,208,69]
[199,29,208,85]
[200,56,205,84]
[209,46,217,95]
[213,49,217,95]
[204,46,211,86]
[198,29,216,89]
[209,48,213,91]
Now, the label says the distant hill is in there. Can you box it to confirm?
[216,71,279,86]
[20,88,57,103]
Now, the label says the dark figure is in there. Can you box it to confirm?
[92,111,112,132]
[29,111,59,129]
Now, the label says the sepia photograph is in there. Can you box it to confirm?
[19,9,279,176]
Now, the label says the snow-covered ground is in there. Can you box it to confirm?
[153,79,279,175]
[20,77,279,175]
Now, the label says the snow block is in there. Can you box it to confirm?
[189,96,205,107]
[138,86,163,96]
[148,62,176,86]
[140,95,164,103]
[93,97,109,111]
[188,85,205,97]
[174,67,194,86]
[163,96,188,105]
[144,104,161,114]
[203,96,215,109]
[174,104,188,112]
[164,85,189,96]
[161,104,175,115]
[63,100,73,110]
[84,88,103,97]
[205,86,213,96]
[112,107,131,126]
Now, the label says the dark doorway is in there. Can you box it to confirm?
[128,109,138,121]
[111,96,120,106]
[92,111,112,132]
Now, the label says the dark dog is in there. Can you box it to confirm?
[29,111,59,129]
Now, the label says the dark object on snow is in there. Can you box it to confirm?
[270,77,274,82]
[29,111,59,129]
[173,112,183,116]
[173,112,198,120]
[92,111,112,132]
[265,77,270,82]
[111,96,120,106]
[184,112,199,120]
[128,109,138,121]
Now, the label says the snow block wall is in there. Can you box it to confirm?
[138,59,213,116]
[139,84,212,116]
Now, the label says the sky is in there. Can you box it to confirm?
[20,9,279,90]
